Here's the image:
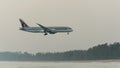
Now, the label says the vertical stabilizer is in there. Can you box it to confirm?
[19,19,29,27]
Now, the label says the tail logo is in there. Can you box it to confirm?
[19,19,29,27]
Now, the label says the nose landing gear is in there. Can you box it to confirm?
[67,32,69,35]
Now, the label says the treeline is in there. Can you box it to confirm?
[0,42,120,61]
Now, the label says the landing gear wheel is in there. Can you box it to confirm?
[67,32,69,35]
[44,33,48,35]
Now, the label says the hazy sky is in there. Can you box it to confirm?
[0,0,120,53]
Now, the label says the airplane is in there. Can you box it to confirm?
[19,19,73,35]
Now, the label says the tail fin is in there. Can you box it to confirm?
[19,19,29,27]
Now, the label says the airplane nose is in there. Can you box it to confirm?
[71,29,73,32]
[69,28,73,32]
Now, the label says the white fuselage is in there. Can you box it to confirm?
[20,26,73,33]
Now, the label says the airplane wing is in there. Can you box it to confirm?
[37,23,48,30]
[36,23,56,35]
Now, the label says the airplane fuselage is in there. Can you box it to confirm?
[20,26,73,34]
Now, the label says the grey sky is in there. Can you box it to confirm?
[0,0,120,53]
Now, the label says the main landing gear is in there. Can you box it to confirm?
[44,32,48,35]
